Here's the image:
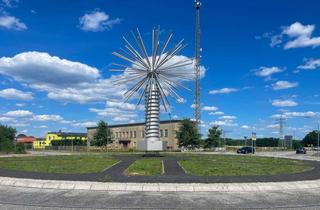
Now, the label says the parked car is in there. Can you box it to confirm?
[296,147,306,154]
[237,146,255,154]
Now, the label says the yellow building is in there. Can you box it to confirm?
[33,132,87,149]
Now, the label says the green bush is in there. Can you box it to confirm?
[15,143,26,154]
[0,140,14,153]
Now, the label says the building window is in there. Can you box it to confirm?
[141,131,144,137]
[130,131,133,138]
[123,132,125,138]
[160,129,163,137]
[134,131,136,138]
[165,129,168,137]
[126,132,129,138]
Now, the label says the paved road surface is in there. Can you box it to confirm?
[0,185,319,209]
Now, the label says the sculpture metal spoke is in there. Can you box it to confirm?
[111,27,192,152]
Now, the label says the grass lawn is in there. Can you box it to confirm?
[0,155,119,174]
[178,154,313,176]
[125,158,163,176]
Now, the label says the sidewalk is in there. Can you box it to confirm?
[1,176,320,192]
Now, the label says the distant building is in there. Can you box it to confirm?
[33,131,87,149]
[87,120,182,151]
[16,135,36,148]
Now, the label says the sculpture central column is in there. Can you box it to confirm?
[138,80,165,152]
[145,82,160,142]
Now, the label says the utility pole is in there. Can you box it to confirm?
[276,115,285,150]
[317,120,319,157]
[194,0,201,131]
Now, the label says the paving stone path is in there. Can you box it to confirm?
[1,155,320,183]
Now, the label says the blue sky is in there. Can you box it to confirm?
[0,0,319,139]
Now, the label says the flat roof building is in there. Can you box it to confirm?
[87,120,182,151]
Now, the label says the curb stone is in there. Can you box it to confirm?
[1,176,320,192]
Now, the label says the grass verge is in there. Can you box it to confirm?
[0,155,119,174]
[178,154,313,176]
[125,158,163,176]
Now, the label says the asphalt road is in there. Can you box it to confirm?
[0,185,319,209]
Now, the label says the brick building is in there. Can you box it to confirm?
[87,120,181,151]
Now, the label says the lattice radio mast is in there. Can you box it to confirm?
[194,0,202,130]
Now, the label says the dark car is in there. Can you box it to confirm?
[296,148,306,154]
[237,146,255,154]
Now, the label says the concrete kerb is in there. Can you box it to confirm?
[1,176,320,192]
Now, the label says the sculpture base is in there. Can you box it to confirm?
[137,140,166,152]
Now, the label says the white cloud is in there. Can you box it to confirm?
[89,103,139,122]
[176,98,186,104]
[10,123,28,127]
[112,116,131,122]
[79,10,121,32]
[0,52,100,86]
[210,120,238,127]
[0,15,27,30]
[298,58,320,70]
[0,52,125,104]
[16,103,25,107]
[209,88,238,95]
[267,124,279,129]
[106,101,140,111]
[267,22,320,49]
[0,116,14,122]
[255,66,283,77]
[202,106,218,111]
[272,80,298,90]
[209,111,224,116]
[74,121,97,128]
[32,114,63,122]
[271,111,317,119]
[0,88,33,100]
[0,51,195,104]
[219,115,237,120]
[284,111,317,118]
[2,0,17,7]
[271,99,298,107]
[4,110,33,117]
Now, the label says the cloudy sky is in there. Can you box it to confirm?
[0,0,319,139]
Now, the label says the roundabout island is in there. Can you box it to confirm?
[0,152,319,183]
[0,151,320,209]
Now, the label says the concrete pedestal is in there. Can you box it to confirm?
[137,140,166,152]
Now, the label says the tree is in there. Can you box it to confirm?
[204,126,222,148]
[176,119,201,150]
[0,124,16,152]
[92,120,113,147]
[302,130,319,147]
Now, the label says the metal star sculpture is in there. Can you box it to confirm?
[111,27,192,151]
